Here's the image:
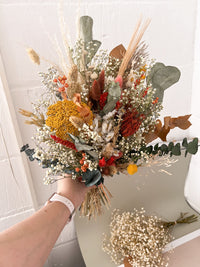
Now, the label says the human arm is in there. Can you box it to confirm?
[0,175,90,267]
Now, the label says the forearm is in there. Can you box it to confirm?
[0,201,70,267]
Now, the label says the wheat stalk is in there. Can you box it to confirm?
[118,18,151,77]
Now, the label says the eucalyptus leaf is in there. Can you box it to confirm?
[145,145,153,154]
[160,144,169,154]
[171,143,181,156]
[107,82,121,100]
[103,82,121,114]
[68,133,97,154]
[153,66,181,90]
[168,142,174,151]
[186,138,198,155]
[148,62,181,103]
[75,142,93,151]
[63,168,73,174]
[68,133,79,143]
[82,169,102,187]
[147,62,165,82]
[152,143,159,154]
[86,150,99,160]
[103,100,118,114]
[182,137,188,147]
[80,16,93,43]
[79,16,101,65]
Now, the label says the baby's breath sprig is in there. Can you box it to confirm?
[103,209,198,267]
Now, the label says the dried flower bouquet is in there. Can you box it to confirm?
[20,15,198,218]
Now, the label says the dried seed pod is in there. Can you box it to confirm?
[26,48,40,65]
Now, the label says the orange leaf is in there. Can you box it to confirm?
[144,120,161,143]
[157,126,170,141]
[144,131,158,143]
[144,120,169,143]
[169,114,191,130]
[144,115,192,143]
[156,119,170,141]
[109,44,126,60]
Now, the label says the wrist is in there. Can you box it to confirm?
[46,193,76,221]
[56,190,78,209]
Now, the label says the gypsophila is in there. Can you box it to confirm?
[102,209,171,266]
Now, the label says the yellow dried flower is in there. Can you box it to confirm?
[45,100,93,140]
[127,164,138,175]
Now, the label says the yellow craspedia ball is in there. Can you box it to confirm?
[127,164,138,175]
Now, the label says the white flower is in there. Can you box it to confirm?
[126,70,136,87]
[102,121,108,134]
[103,110,116,120]
[90,72,98,79]
[106,76,115,83]
[105,132,114,142]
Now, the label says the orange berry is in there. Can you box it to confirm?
[58,76,62,81]
[80,159,84,165]
[60,80,65,85]
[53,78,57,83]
[62,75,67,80]
[75,167,80,172]
[58,87,65,92]
[81,166,87,172]
[83,164,88,168]
[64,83,69,88]
[82,153,86,157]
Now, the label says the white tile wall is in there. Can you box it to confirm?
[0,0,198,266]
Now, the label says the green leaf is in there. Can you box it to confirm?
[107,82,121,100]
[171,143,181,156]
[152,143,159,154]
[80,16,93,43]
[86,150,99,160]
[182,137,188,147]
[168,142,174,151]
[160,144,169,154]
[82,169,102,187]
[103,82,121,114]
[68,133,93,151]
[186,138,198,155]
[144,145,153,154]
[152,66,181,91]
[147,63,165,83]
[148,62,181,103]
[79,16,101,65]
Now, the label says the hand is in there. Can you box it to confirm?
[56,175,94,209]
